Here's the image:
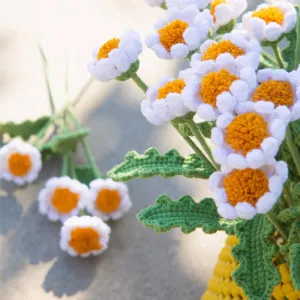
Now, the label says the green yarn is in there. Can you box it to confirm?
[278,207,300,223]
[231,215,281,300]
[40,128,90,159]
[282,7,298,71]
[116,60,140,81]
[259,52,279,69]
[290,244,300,290]
[178,121,215,138]
[0,116,50,140]
[216,20,236,35]
[137,195,241,234]
[75,164,98,186]
[107,148,214,181]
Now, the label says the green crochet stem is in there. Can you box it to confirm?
[62,153,70,176]
[131,73,148,93]
[130,75,216,170]
[172,121,216,171]
[295,5,300,69]
[284,183,294,207]
[266,211,288,242]
[286,125,300,177]
[38,42,56,114]
[185,119,219,170]
[67,108,104,179]
[270,43,285,68]
[72,77,94,106]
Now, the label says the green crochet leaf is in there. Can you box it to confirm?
[75,165,97,186]
[290,244,300,290]
[0,116,50,140]
[231,215,281,300]
[178,121,215,138]
[40,128,90,159]
[137,195,240,234]
[216,20,236,35]
[282,7,298,71]
[107,148,214,181]
[277,206,300,223]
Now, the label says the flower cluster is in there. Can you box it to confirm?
[39,175,131,257]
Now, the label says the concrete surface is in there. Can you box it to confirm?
[0,0,268,299]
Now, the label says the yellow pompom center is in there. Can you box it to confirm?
[158,20,189,52]
[200,69,239,107]
[97,38,120,60]
[96,189,121,213]
[225,112,269,155]
[8,153,32,177]
[224,168,269,206]
[252,80,294,107]
[211,0,228,22]
[202,40,245,61]
[252,7,284,25]
[51,188,80,213]
[69,227,102,255]
[157,79,186,100]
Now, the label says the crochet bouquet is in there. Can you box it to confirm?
[88,0,300,298]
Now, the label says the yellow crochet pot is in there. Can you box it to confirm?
[201,236,300,300]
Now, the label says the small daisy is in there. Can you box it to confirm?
[87,178,132,221]
[146,5,213,59]
[242,2,297,42]
[209,160,288,219]
[182,60,257,121]
[88,30,142,82]
[250,68,300,122]
[60,216,111,257]
[0,139,42,185]
[38,176,89,223]
[191,31,261,70]
[141,74,189,125]
[211,105,288,170]
[209,0,247,29]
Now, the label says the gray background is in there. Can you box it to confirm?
[0,0,257,299]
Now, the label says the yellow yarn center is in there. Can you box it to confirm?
[252,7,284,25]
[252,80,294,107]
[69,227,102,254]
[224,168,269,206]
[157,79,186,100]
[225,112,269,155]
[96,189,121,213]
[51,188,80,213]
[202,40,245,61]
[8,153,32,176]
[200,69,239,107]
[211,0,228,22]
[158,20,189,52]
[97,38,120,60]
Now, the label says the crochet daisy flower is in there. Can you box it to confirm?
[242,2,297,42]
[141,75,189,125]
[211,105,288,170]
[250,68,300,122]
[88,30,142,82]
[146,5,213,59]
[209,0,247,29]
[182,61,257,121]
[191,31,261,70]
[209,160,288,219]
[38,176,89,223]
[0,139,42,185]
[60,216,111,257]
[87,178,132,221]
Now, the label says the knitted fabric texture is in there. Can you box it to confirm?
[201,236,300,300]
[107,148,214,181]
